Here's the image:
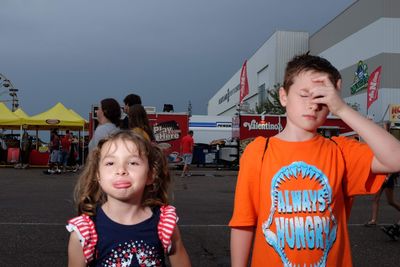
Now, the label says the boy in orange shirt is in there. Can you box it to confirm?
[229,54,400,267]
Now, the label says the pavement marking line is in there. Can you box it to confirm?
[0,222,66,226]
[179,224,228,227]
[0,223,395,227]
[347,223,394,226]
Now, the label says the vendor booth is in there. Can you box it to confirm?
[0,102,87,166]
[0,103,24,164]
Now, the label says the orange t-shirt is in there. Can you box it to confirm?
[229,135,385,267]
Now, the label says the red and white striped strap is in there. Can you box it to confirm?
[66,214,98,263]
[158,205,178,254]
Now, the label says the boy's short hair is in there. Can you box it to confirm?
[283,54,341,91]
[123,94,142,106]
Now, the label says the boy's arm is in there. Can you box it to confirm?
[231,227,254,267]
[68,232,86,267]
[168,226,191,267]
[335,105,400,173]
[311,76,400,173]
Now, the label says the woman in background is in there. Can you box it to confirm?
[88,98,121,151]
[128,104,155,142]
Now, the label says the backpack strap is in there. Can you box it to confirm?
[66,214,98,263]
[261,137,270,162]
[158,205,178,254]
[257,137,270,214]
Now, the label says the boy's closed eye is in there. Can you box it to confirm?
[299,90,310,97]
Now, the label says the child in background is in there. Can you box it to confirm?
[230,54,400,267]
[67,130,191,267]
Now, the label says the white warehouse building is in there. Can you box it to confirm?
[207,31,309,116]
[208,0,400,124]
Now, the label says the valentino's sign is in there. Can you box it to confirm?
[243,119,283,131]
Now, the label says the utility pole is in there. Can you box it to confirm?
[188,100,192,117]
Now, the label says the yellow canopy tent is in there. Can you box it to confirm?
[24,102,85,130]
[69,109,88,123]
[13,108,30,120]
[0,102,23,129]
[21,102,87,164]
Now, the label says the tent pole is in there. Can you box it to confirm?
[20,125,23,164]
[82,126,85,165]
[36,129,39,150]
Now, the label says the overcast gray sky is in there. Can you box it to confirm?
[0,0,355,118]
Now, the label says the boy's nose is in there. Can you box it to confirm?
[308,102,321,111]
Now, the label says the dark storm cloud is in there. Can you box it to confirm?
[0,0,355,117]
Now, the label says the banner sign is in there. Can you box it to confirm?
[390,104,400,122]
[239,60,249,104]
[367,66,382,110]
[350,61,369,95]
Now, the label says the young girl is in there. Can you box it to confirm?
[66,130,191,267]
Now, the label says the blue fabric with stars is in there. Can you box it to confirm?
[91,206,166,267]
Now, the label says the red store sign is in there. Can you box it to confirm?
[233,114,351,140]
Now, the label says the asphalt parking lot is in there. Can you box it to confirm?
[0,167,399,267]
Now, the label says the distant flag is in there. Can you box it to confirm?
[367,66,382,112]
[239,60,249,104]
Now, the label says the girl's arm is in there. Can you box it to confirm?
[68,232,86,267]
[231,227,254,267]
[168,226,191,267]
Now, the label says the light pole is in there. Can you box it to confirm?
[0,73,19,111]
[9,88,19,111]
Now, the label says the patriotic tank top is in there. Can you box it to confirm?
[92,206,166,267]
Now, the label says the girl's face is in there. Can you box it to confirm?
[97,138,152,204]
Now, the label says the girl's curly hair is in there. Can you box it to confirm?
[74,130,170,216]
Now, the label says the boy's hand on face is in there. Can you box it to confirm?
[309,76,346,116]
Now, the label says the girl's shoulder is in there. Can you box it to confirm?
[66,214,98,263]
[158,205,178,254]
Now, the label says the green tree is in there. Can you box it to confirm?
[256,83,286,115]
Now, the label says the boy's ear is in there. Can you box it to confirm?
[279,87,288,107]
[336,79,342,91]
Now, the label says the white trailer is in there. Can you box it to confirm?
[189,115,232,144]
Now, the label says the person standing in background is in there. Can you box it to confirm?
[128,104,155,142]
[180,130,194,177]
[19,130,31,169]
[45,129,61,174]
[68,134,80,172]
[60,130,72,172]
[0,134,7,165]
[88,98,121,152]
[121,93,142,129]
